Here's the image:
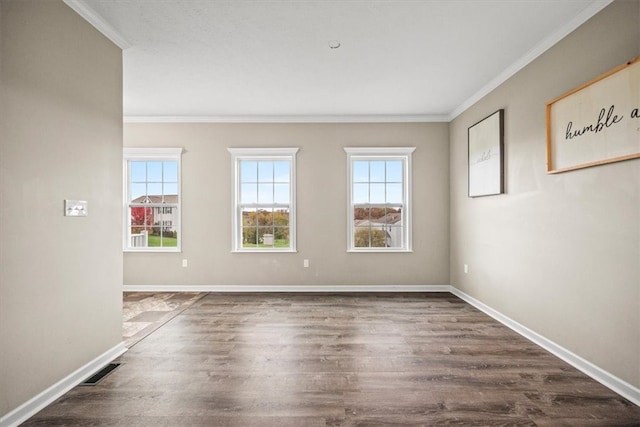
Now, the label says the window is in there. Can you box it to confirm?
[228,148,298,252]
[345,147,415,252]
[123,148,182,252]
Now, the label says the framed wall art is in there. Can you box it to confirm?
[546,57,640,174]
[468,109,504,197]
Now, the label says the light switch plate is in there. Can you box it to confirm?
[65,200,88,217]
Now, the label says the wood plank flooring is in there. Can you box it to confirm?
[23,293,640,426]
[123,292,205,348]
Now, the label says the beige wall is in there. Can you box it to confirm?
[450,0,640,388]
[0,0,123,416]
[124,122,450,287]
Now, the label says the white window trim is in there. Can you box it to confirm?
[344,147,415,253]
[228,147,299,253]
[123,147,183,252]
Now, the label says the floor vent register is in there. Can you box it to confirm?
[80,363,122,386]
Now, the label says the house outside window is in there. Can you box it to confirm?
[123,148,182,252]
[228,147,298,252]
[345,147,415,252]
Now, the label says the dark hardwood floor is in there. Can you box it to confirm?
[122,291,205,348]
[24,293,640,426]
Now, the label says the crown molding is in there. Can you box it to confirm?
[123,114,449,124]
[449,0,614,120]
[63,0,131,49]
[123,147,183,159]
[67,0,612,123]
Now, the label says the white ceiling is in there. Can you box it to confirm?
[67,0,611,122]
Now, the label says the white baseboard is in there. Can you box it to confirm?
[122,284,453,293]
[449,287,640,407]
[0,342,127,427]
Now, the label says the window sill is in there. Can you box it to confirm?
[124,248,182,253]
[347,249,413,253]
[232,249,298,253]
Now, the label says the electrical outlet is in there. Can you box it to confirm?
[182,259,188,268]
[464,264,469,274]
[303,259,310,268]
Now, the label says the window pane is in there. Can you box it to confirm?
[154,233,178,248]
[354,227,370,247]
[241,183,257,204]
[258,183,273,204]
[163,183,178,196]
[387,225,403,248]
[273,227,289,247]
[240,184,258,204]
[148,208,178,248]
[370,183,386,203]
[241,161,258,183]
[386,183,403,204]
[258,161,273,182]
[258,227,274,247]
[242,208,257,226]
[354,208,390,248]
[154,206,176,232]
[274,183,289,204]
[130,206,153,227]
[353,183,369,204]
[257,209,274,226]
[353,206,369,222]
[257,227,273,248]
[370,207,387,223]
[129,227,149,248]
[130,207,174,245]
[371,229,387,247]
[353,161,369,182]
[147,161,163,182]
[274,209,289,226]
[130,162,147,182]
[131,183,146,202]
[273,161,290,183]
[386,161,402,182]
[355,222,388,248]
[240,211,291,249]
[147,183,162,197]
[163,161,178,182]
[242,227,258,247]
[386,208,402,224]
[370,161,385,182]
